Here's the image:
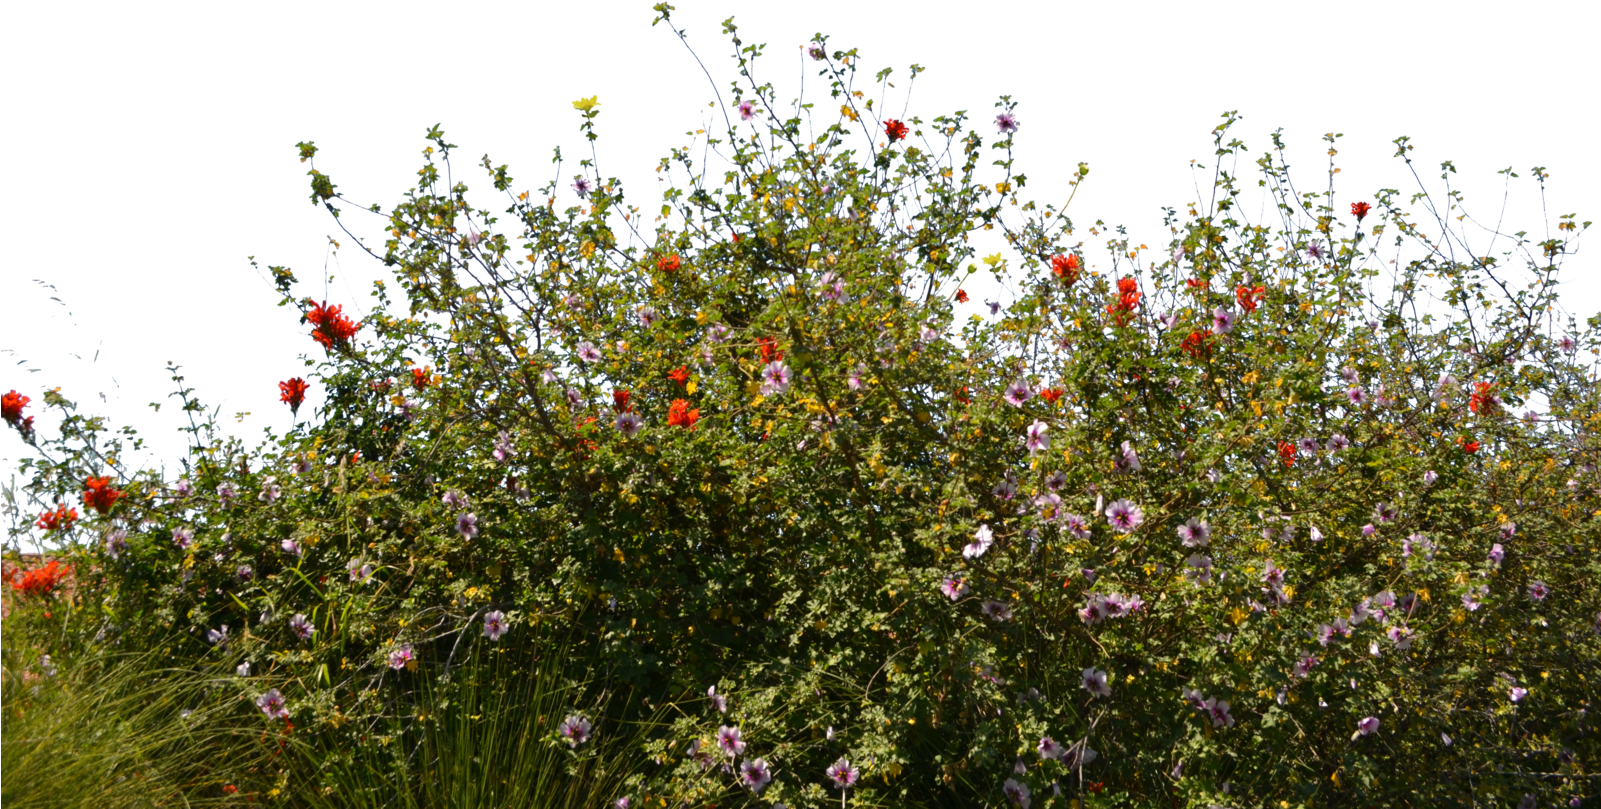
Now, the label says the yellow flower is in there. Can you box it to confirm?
[572,96,601,113]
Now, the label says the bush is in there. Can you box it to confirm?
[5,10,1599,808]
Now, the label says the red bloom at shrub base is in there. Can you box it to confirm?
[883,119,909,142]
[83,475,123,514]
[667,398,700,429]
[2,390,29,426]
[10,560,71,597]
[302,297,360,346]
[36,503,77,533]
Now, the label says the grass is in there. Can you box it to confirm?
[4,594,666,809]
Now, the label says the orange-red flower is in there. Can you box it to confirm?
[83,475,123,514]
[955,289,969,303]
[657,254,682,273]
[305,300,361,351]
[668,366,690,387]
[1050,254,1081,285]
[613,389,633,412]
[1105,276,1141,324]
[1185,277,1208,291]
[36,503,77,533]
[953,386,970,405]
[1351,201,1371,221]
[884,119,909,142]
[279,377,309,413]
[1236,285,1265,314]
[1039,387,1064,404]
[756,337,782,363]
[1468,382,1497,415]
[10,560,71,597]
[1278,441,1297,467]
[1463,439,1480,454]
[2,390,29,427]
[1181,330,1210,358]
[411,368,432,390]
[667,398,700,429]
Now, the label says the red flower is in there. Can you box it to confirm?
[666,398,700,429]
[657,254,682,273]
[668,366,690,387]
[955,289,969,303]
[1235,285,1265,314]
[411,368,432,390]
[1181,330,1210,358]
[756,337,782,363]
[1050,254,1081,285]
[83,475,123,514]
[1105,276,1141,324]
[305,300,361,351]
[1468,381,1497,415]
[222,785,238,796]
[883,119,909,142]
[36,503,77,533]
[279,378,309,414]
[1351,201,1371,221]
[953,386,970,405]
[1463,439,1480,454]
[1185,277,1208,291]
[369,378,393,394]
[1039,387,1064,404]
[613,389,633,412]
[1277,441,1297,467]
[11,560,71,598]
[2,390,29,427]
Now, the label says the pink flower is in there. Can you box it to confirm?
[256,688,290,720]
[1003,379,1033,407]
[1037,736,1065,761]
[1211,308,1235,335]
[964,525,994,559]
[826,758,859,789]
[1104,499,1143,533]
[559,715,593,747]
[941,577,969,600]
[981,599,1013,622]
[716,724,745,757]
[1026,420,1050,455]
[761,361,792,395]
[1356,716,1380,737]
[1081,667,1111,697]
[737,101,755,120]
[740,758,771,792]
[1177,518,1210,547]
[388,644,415,670]
[1003,778,1031,808]
[1205,698,1235,728]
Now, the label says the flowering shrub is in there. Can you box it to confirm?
[6,12,1600,809]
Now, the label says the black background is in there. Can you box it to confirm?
[6,6,1594,490]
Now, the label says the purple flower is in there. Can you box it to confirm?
[761,361,793,396]
[964,525,994,559]
[457,512,479,539]
[1326,433,1350,452]
[172,527,193,549]
[1037,736,1065,761]
[805,41,826,61]
[1487,543,1505,566]
[1294,655,1319,678]
[256,688,289,720]
[1003,379,1033,407]
[1508,686,1526,703]
[737,100,755,121]
[1182,688,1207,711]
[636,307,659,328]
[347,558,374,583]
[1205,698,1235,728]
[207,625,230,648]
[1003,778,1031,808]
[576,341,603,363]
[1061,745,1098,769]
[819,271,847,302]
[1184,553,1214,585]
[981,599,1013,622]
[826,758,859,789]
[572,176,592,196]
[258,477,281,504]
[1310,525,1325,542]
[1297,436,1320,455]
[740,758,772,792]
[492,431,513,463]
[994,111,1020,135]
[442,490,468,510]
[173,478,194,498]
[1104,499,1143,533]
[1117,441,1142,473]
[1055,514,1086,541]
[1306,241,1325,260]
[846,364,867,391]
[1176,517,1210,548]
[1362,523,1377,537]
[105,529,128,559]
[559,715,593,747]
[716,724,746,757]
[1211,308,1235,335]
[289,613,315,640]
[1081,667,1110,698]
[1356,716,1380,737]
[483,610,507,641]
[941,577,969,601]
[1373,502,1398,523]
[1528,581,1549,601]
[1045,470,1067,490]
[217,483,235,506]
[707,685,727,713]
[1558,335,1577,354]
[1347,386,1367,405]
[237,564,254,581]
[388,644,414,670]
[992,473,1018,500]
